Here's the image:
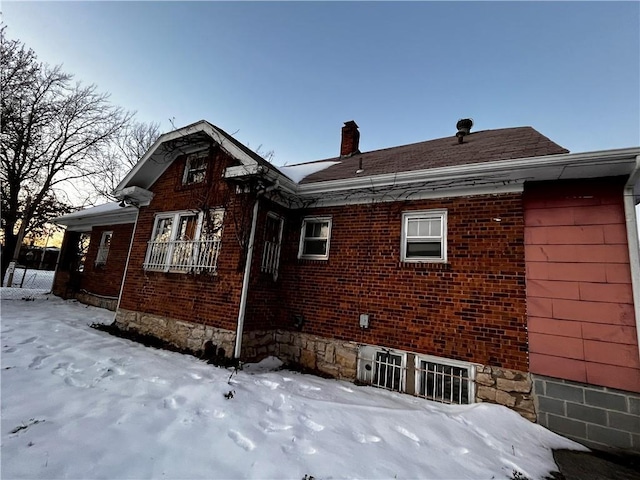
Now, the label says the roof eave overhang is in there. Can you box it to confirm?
[116,120,283,194]
[224,164,298,194]
[295,147,640,204]
[52,207,138,232]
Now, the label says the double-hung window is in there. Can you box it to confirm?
[183,151,208,185]
[95,231,112,266]
[298,217,332,260]
[144,209,224,273]
[401,210,447,262]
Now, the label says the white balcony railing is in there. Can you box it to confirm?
[144,239,221,273]
[261,240,281,279]
[95,246,110,266]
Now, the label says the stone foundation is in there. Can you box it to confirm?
[112,308,536,421]
[475,365,536,421]
[272,330,358,379]
[114,308,236,357]
[76,291,119,311]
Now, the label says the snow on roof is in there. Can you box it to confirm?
[278,160,341,183]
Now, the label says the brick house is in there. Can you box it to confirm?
[53,202,137,310]
[53,119,640,450]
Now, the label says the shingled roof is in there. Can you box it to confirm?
[297,126,569,184]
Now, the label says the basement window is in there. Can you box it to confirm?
[183,151,208,185]
[415,355,475,405]
[298,216,332,260]
[144,209,224,273]
[357,345,475,405]
[357,346,406,392]
[401,210,447,263]
[95,231,113,266]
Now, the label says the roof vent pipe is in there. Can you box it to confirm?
[456,118,473,144]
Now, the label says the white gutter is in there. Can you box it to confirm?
[113,208,141,320]
[233,197,260,359]
[296,147,640,196]
[623,155,640,359]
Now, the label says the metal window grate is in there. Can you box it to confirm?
[95,245,110,266]
[416,360,471,405]
[261,240,281,277]
[144,239,221,273]
[373,351,404,391]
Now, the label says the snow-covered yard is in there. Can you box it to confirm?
[2,268,54,292]
[1,293,583,479]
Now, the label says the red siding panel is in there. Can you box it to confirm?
[524,178,639,393]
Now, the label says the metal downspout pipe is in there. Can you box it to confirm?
[114,208,140,320]
[623,155,640,360]
[234,197,260,359]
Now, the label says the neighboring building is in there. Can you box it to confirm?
[52,119,640,451]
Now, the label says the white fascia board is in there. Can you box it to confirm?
[116,125,199,191]
[296,147,640,197]
[115,186,154,206]
[307,183,524,208]
[116,120,273,192]
[224,164,298,195]
[53,209,137,231]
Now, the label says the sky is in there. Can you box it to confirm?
[2,293,582,479]
[3,1,639,167]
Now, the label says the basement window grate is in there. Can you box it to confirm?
[357,345,475,405]
[415,358,474,405]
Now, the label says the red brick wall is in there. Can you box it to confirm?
[245,193,529,371]
[244,199,291,331]
[524,177,640,392]
[118,148,249,331]
[81,223,134,298]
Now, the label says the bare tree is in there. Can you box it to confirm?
[89,120,161,201]
[0,29,132,281]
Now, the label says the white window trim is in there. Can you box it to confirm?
[357,345,477,405]
[182,150,208,185]
[298,216,332,260]
[414,353,476,405]
[400,209,447,263]
[357,345,407,391]
[144,209,224,273]
[95,231,113,266]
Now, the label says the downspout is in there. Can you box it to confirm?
[234,197,260,359]
[623,155,640,359]
[113,208,140,321]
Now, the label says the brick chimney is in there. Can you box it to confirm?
[340,120,360,157]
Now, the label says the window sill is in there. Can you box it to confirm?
[143,267,218,276]
[298,257,330,263]
[398,261,451,271]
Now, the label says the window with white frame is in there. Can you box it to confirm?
[182,151,208,185]
[144,209,224,273]
[357,345,475,406]
[95,231,113,266]
[261,213,284,280]
[401,210,447,262]
[415,355,475,405]
[298,217,332,260]
[357,346,406,392]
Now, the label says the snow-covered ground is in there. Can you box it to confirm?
[1,293,584,480]
[2,268,54,291]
